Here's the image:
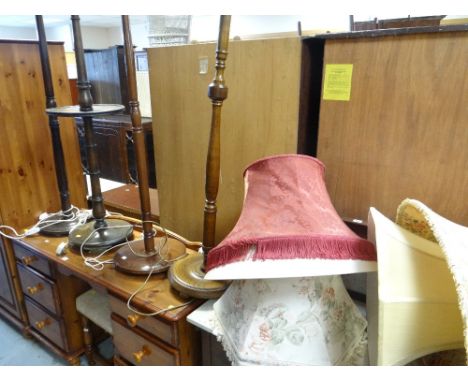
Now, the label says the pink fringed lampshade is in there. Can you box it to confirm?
[205,154,377,280]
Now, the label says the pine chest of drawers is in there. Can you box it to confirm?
[13,240,89,365]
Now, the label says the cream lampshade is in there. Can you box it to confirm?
[367,206,465,366]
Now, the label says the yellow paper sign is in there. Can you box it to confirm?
[322,64,353,101]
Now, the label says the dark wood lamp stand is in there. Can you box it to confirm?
[46,15,133,252]
[168,15,231,299]
[35,15,81,236]
[114,15,186,274]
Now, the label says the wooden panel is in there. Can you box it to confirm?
[75,116,156,186]
[149,38,302,242]
[84,47,122,105]
[0,41,86,230]
[317,31,468,224]
[0,240,15,308]
[69,79,78,104]
[17,263,60,315]
[109,294,176,347]
[113,355,131,365]
[54,270,88,352]
[112,314,179,366]
[94,124,129,183]
[25,297,66,350]
[12,240,52,278]
[103,184,159,223]
[201,331,230,365]
[74,117,129,183]
[0,217,26,326]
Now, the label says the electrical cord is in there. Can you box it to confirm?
[79,224,136,271]
[0,205,89,240]
[125,222,192,316]
[1,208,195,317]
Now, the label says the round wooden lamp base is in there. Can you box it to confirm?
[114,237,186,275]
[168,252,227,299]
[39,211,83,237]
[68,218,133,253]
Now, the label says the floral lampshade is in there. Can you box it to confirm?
[212,275,369,365]
[205,154,377,280]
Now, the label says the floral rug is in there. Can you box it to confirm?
[396,198,468,365]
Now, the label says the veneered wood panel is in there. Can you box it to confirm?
[0,240,15,308]
[317,31,468,224]
[0,215,26,325]
[149,38,302,242]
[0,41,86,230]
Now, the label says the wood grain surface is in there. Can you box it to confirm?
[18,224,203,323]
[317,31,468,224]
[148,38,302,242]
[0,41,86,229]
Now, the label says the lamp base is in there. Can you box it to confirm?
[114,237,186,275]
[39,211,83,237]
[68,218,133,253]
[168,252,227,299]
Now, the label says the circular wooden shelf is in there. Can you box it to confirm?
[46,104,125,117]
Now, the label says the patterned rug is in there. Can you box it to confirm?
[396,198,468,365]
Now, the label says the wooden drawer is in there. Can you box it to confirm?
[112,315,179,366]
[17,263,61,315]
[109,294,177,347]
[25,297,66,350]
[13,242,53,278]
[113,355,131,366]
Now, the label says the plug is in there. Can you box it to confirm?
[25,226,40,236]
[39,212,49,221]
[56,242,68,257]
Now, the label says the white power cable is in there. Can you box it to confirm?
[0,205,89,240]
[78,224,135,271]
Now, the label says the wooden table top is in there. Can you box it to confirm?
[103,185,160,223]
[19,222,203,322]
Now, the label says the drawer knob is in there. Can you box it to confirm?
[21,255,38,266]
[133,345,151,364]
[127,314,143,327]
[35,318,51,330]
[27,283,44,295]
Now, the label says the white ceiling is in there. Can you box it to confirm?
[0,15,148,28]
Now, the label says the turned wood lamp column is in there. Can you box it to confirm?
[72,15,106,228]
[168,15,231,299]
[35,15,81,236]
[114,15,186,274]
[46,15,133,251]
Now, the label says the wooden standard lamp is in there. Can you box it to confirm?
[46,15,133,252]
[168,15,231,299]
[114,15,186,274]
[35,15,81,236]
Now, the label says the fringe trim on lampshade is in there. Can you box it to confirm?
[396,198,468,366]
[206,234,376,272]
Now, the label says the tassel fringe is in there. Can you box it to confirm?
[206,234,376,272]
